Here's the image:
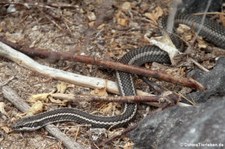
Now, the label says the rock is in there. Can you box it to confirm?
[129,58,225,149]
[129,98,225,149]
[178,0,223,14]
[188,57,225,103]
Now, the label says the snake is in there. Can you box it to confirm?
[12,14,225,131]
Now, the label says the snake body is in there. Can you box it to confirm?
[12,14,225,131]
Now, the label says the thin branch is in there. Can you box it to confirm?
[98,124,137,147]
[189,58,209,72]
[51,93,180,105]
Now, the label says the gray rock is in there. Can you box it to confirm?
[129,58,225,149]
[129,99,225,149]
[188,57,225,103]
[178,0,222,14]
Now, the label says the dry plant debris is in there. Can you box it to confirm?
[0,0,224,148]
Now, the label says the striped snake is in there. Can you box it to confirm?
[12,14,225,131]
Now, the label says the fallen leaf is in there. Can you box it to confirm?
[1,126,10,133]
[144,6,163,24]
[27,93,50,103]
[56,82,68,93]
[100,102,114,115]
[26,101,44,116]
[115,11,130,26]
[91,87,108,97]
[117,18,129,26]
[124,141,134,149]
[197,37,207,48]
[49,96,68,106]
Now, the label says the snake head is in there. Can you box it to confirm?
[12,117,43,131]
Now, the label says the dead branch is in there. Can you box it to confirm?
[98,124,137,148]
[2,85,85,149]
[51,93,159,103]
[51,93,180,106]
[0,36,204,90]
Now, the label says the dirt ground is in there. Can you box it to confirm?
[0,0,224,149]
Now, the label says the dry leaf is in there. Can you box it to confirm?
[1,126,10,133]
[88,21,95,27]
[177,24,193,41]
[177,24,191,33]
[28,93,50,103]
[108,129,123,138]
[144,6,163,24]
[144,12,154,20]
[117,18,129,26]
[197,38,207,48]
[115,11,130,26]
[56,82,68,93]
[26,101,44,116]
[49,96,68,106]
[153,6,163,19]
[124,141,134,149]
[100,102,114,115]
[91,87,108,97]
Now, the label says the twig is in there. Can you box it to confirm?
[51,90,182,108]
[51,93,176,104]
[189,58,209,72]
[41,9,64,31]
[0,2,73,36]
[97,124,137,148]
[194,12,225,16]
[0,37,204,90]
[2,86,85,149]
[0,76,15,87]
[41,9,73,36]
[140,76,165,93]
